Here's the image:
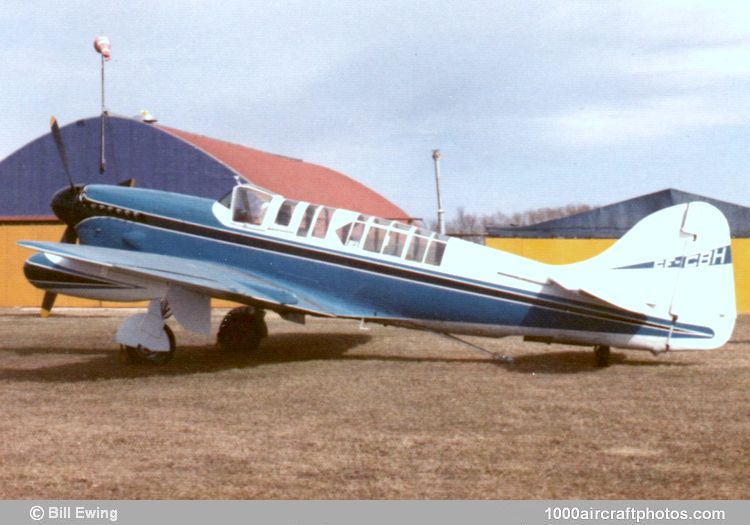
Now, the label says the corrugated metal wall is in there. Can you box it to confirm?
[486,237,750,313]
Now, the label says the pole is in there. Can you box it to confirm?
[432,149,445,235]
[99,53,106,173]
[101,53,105,114]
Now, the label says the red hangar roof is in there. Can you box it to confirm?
[159,126,409,220]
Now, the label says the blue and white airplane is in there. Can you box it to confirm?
[19,119,736,366]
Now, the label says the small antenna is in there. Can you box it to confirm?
[94,35,111,173]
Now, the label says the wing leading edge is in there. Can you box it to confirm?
[19,241,337,317]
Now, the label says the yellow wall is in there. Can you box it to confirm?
[1,224,98,308]
[730,239,750,314]
[1,224,238,310]
[486,238,617,265]
[486,237,750,313]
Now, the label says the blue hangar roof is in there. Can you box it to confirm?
[487,188,750,238]
[0,115,407,221]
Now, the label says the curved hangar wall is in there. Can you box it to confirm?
[0,115,408,308]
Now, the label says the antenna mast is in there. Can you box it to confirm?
[432,149,445,235]
[94,36,111,173]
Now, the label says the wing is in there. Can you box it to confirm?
[19,241,339,317]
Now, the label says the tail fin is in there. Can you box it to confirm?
[552,202,735,350]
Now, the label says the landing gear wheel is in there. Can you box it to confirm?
[594,345,610,368]
[120,324,176,365]
[217,307,268,353]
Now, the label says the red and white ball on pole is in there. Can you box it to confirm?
[93,35,112,60]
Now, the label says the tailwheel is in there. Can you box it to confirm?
[594,345,610,368]
[217,307,268,353]
[120,324,176,365]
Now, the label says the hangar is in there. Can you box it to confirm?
[486,188,750,312]
[0,114,408,308]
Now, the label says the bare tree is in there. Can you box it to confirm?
[432,203,592,244]
[503,203,592,227]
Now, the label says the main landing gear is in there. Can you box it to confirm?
[594,345,610,368]
[217,306,268,353]
[120,305,269,365]
[121,324,176,365]
[120,301,177,365]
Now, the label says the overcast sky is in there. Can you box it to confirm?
[3,0,750,221]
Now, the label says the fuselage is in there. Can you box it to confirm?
[24,184,717,351]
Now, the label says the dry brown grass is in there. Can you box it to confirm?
[0,308,748,499]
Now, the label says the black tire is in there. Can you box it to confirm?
[217,307,268,353]
[594,345,610,368]
[121,324,176,365]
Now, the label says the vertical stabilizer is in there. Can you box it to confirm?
[553,202,735,350]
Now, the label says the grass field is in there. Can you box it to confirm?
[0,309,748,499]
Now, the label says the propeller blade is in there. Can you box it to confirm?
[41,226,78,317]
[50,116,74,189]
[42,118,80,318]
[41,292,57,318]
[117,178,136,187]
[61,225,77,244]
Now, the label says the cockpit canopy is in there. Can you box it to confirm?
[220,184,448,266]
[230,186,273,225]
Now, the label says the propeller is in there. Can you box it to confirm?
[39,118,136,317]
[41,117,78,317]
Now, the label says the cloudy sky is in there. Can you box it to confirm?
[3,0,750,221]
